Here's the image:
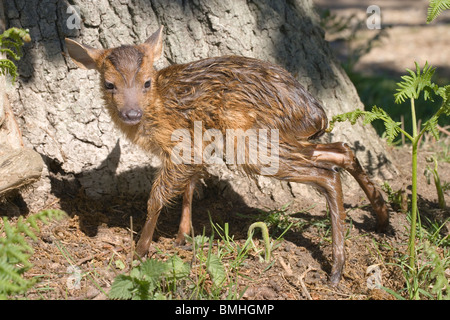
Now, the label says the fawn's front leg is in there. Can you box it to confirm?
[135,163,200,256]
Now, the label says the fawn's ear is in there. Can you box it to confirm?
[65,38,103,70]
[144,25,164,61]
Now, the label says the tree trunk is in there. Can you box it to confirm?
[0,0,43,200]
[4,0,397,211]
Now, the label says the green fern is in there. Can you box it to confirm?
[440,85,450,115]
[394,61,436,104]
[427,0,450,23]
[0,27,30,82]
[328,106,402,144]
[330,62,448,145]
[328,61,449,278]
[0,210,66,299]
[420,83,450,140]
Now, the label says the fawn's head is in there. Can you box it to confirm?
[65,26,164,126]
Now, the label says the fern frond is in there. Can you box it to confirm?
[326,108,365,132]
[327,106,403,144]
[394,61,436,104]
[360,105,386,124]
[372,106,403,144]
[427,0,450,23]
[0,257,28,281]
[441,85,450,115]
[15,216,39,241]
[420,84,450,140]
[27,209,67,228]
[383,120,402,143]
[0,257,34,296]
[0,27,30,83]
[0,210,66,298]
[426,114,440,140]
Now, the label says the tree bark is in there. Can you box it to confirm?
[0,0,43,199]
[4,0,397,210]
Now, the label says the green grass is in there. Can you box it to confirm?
[109,217,259,300]
[108,206,345,301]
[380,213,450,300]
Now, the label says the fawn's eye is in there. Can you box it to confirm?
[105,81,115,90]
[144,80,151,89]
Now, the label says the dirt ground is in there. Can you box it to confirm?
[17,139,449,301]
[4,0,450,300]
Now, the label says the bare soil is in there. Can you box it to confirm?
[4,0,450,300]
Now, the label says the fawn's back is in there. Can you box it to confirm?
[65,27,328,164]
[140,56,328,157]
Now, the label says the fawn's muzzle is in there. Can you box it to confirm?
[119,108,143,125]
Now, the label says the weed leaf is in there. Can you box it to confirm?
[140,258,169,282]
[109,275,135,300]
[207,255,227,286]
[166,255,190,280]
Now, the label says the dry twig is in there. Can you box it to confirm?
[299,265,316,300]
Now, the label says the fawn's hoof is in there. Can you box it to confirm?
[174,232,187,246]
[329,271,342,287]
[135,238,151,257]
[174,234,194,250]
[376,215,389,233]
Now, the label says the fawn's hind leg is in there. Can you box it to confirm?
[309,142,389,231]
[175,177,198,245]
[275,141,389,284]
[275,164,347,285]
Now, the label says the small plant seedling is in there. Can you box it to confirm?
[381,182,408,213]
[247,222,271,262]
[424,156,446,209]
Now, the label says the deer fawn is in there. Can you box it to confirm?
[65,26,388,285]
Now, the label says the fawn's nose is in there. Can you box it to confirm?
[120,108,143,125]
